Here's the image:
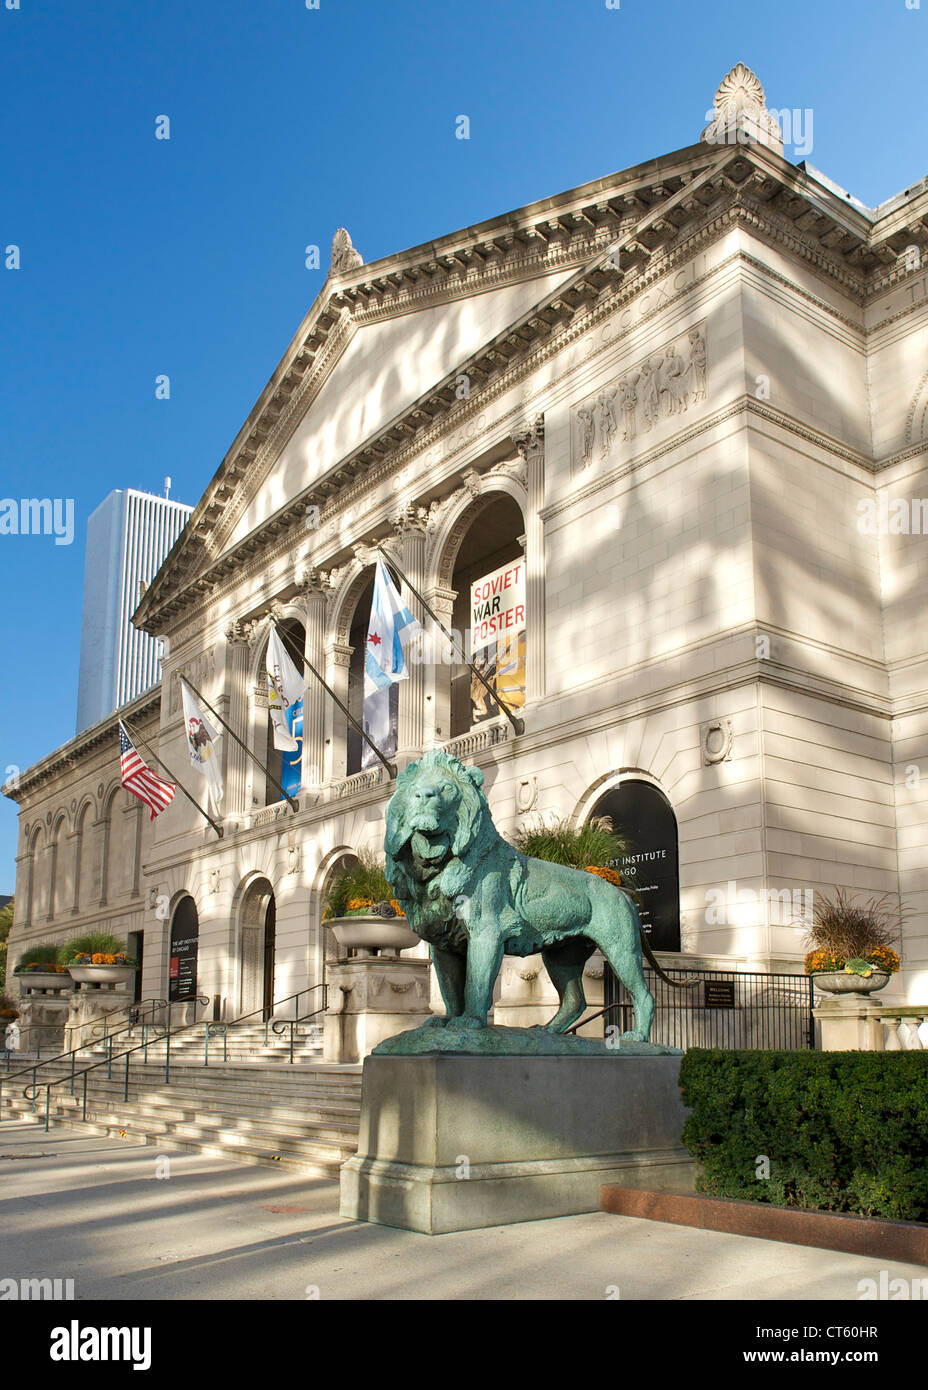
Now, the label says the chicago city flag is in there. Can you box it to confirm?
[119,723,176,821]
[180,679,224,813]
[364,556,422,697]
[266,625,305,753]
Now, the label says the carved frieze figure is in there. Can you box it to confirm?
[598,390,618,459]
[384,750,690,1040]
[659,342,688,416]
[577,405,595,465]
[330,228,364,275]
[571,325,707,468]
[687,328,708,402]
[639,359,662,430]
[618,376,638,441]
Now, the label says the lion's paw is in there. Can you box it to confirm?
[457,1015,487,1030]
[421,1015,450,1029]
[621,1030,647,1043]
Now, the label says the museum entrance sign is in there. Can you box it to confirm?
[589,780,681,951]
[169,897,199,1003]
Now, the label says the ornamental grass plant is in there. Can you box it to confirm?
[58,933,137,967]
[323,851,404,920]
[802,889,901,976]
[14,944,68,973]
[508,815,640,901]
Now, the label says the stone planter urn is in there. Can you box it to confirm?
[67,964,138,990]
[328,916,419,959]
[323,915,429,1063]
[811,971,890,996]
[15,970,72,994]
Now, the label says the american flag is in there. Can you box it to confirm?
[119,723,177,821]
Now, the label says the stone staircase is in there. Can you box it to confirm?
[0,1024,362,1178]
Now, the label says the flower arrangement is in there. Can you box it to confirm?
[323,852,406,921]
[802,890,901,976]
[13,944,68,974]
[0,993,20,1021]
[584,864,624,888]
[59,933,139,969]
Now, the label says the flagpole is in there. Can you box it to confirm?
[120,718,224,839]
[272,625,397,780]
[180,677,300,813]
[374,546,526,737]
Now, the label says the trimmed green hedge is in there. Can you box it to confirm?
[679,1049,928,1222]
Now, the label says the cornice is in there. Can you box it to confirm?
[136,143,920,634]
[5,690,162,804]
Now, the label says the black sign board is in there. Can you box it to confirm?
[703,979,736,1009]
[590,780,681,952]
[169,899,198,1003]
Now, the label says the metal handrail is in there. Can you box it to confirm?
[0,995,206,1123]
[1,996,173,1089]
[203,986,324,1064]
[270,986,328,1063]
[20,987,330,1132]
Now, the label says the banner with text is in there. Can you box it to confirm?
[470,560,526,724]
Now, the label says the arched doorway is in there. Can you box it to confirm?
[168,896,199,1004]
[239,878,277,1018]
[588,780,681,951]
[448,493,526,738]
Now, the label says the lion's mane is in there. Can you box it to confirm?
[385,750,508,939]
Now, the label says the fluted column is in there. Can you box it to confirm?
[513,414,545,703]
[225,622,251,815]
[324,641,353,781]
[298,570,329,788]
[394,507,428,759]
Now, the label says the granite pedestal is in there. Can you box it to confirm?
[339,1053,694,1234]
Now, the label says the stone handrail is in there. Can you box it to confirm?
[878,1007,928,1051]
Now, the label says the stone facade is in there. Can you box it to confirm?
[6,68,928,1014]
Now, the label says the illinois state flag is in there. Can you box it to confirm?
[266,625,305,753]
[180,679,224,813]
[364,556,422,697]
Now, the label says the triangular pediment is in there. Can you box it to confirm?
[224,269,574,553]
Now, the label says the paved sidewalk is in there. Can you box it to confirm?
[1,1120,924,1301]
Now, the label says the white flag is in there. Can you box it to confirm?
[364,556,422,697]
[180,679,224,813]
[266,626,306,752]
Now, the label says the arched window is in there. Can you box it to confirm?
[588,780,681,952]
[48,815,67,921]
[24,825,43,925]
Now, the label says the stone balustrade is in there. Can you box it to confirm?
[879,1008,928,1051]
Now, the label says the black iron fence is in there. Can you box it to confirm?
[603,966,816,1050]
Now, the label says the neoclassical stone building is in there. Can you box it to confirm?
[7,67,928,1015]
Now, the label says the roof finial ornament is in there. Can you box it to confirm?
[701,63,783,153]
[330,228,364,275]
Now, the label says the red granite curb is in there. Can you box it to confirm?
[600,1186,928,1266]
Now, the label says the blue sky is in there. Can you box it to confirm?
[1,0,925,892]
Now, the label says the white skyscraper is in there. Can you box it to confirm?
[76,487,192,733]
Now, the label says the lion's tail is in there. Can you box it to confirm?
[638,927,700,989]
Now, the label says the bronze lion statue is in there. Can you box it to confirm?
[385,749,682,1041]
